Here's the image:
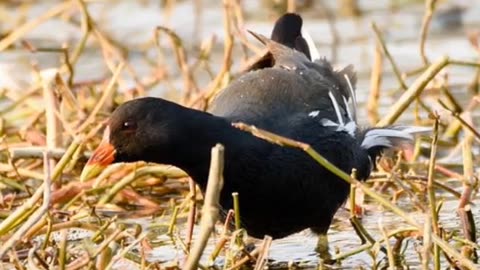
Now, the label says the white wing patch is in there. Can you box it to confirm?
[320,118,357,137]
[344,121,357,136]
[308,110,320,118]
[320,119,337,127]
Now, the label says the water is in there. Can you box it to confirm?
[1,0,479,268]
[119,192,477,269]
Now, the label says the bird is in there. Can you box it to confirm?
[80,13,427,253]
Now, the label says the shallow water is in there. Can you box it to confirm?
[1,0,479,269]
[111,191,476,269]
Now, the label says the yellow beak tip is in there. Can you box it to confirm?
[80,164,104,182]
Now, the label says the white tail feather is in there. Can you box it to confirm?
[361,128,415,150]
[301,28,320,61]
[343,73,357,122]
[390,126,432,135]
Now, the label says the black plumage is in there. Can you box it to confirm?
[101,96,369,238]
[81,13,424,245]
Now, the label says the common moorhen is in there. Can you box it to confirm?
[80,13,426,251]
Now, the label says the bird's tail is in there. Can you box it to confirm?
[359,126,431,161]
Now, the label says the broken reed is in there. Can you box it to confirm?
[0,0,479,269]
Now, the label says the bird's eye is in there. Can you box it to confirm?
[121,121,137,132]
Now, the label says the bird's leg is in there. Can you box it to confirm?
[315,233,333,262]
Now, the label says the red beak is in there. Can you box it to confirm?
[80,127,116,182]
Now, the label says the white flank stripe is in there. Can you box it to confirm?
[328,91,344,126]
[343,74,357,122]
[309,110,320,117]
[342,95,353,121]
